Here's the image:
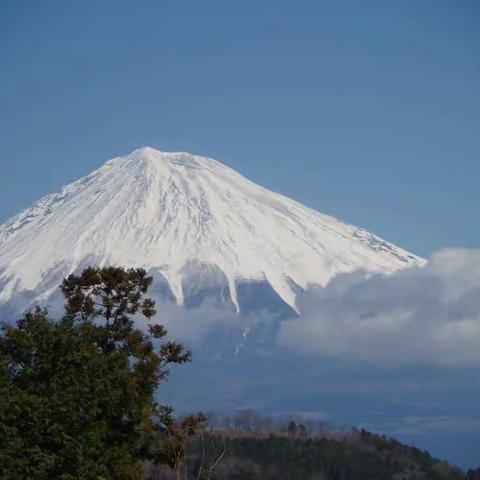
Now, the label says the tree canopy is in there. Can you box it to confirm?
[0,266,191,479]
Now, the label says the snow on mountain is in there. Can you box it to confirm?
[0,147,425,315]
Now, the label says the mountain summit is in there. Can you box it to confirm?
[0,147,424,314]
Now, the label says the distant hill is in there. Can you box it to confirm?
[146,426,474,479]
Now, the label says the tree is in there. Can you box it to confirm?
[233,409,258,431]
[467,469,480,480]
[0,266,191,479]
[297,423,307,438]
[287,421,297,437]
[151,406,207,478]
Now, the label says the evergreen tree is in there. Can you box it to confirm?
[287,421,297,437]
[0,266,191,479]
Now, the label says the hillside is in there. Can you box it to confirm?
[146,426,473,480]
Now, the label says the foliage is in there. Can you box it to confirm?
[206,429,466,480]
[0,266,191,479]
[151,406,207,474]
[148,423,467,480]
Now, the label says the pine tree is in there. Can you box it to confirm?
[287,421,297,437]
[0,266,191,479]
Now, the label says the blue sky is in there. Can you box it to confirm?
[0,0,479,257]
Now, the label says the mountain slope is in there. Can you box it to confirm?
[0,147,424,314]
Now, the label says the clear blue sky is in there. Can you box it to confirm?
[0,0,478,257]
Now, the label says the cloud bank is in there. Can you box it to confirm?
[278,248,480,366]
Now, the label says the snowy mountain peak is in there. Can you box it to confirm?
[113,147,223,169]
[0,147,425,315]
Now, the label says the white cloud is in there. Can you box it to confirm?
[278,248,480,366]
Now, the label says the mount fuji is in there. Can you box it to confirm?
[0,147,424,317]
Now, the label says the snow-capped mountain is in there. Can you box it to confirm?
[0,147,424,316]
